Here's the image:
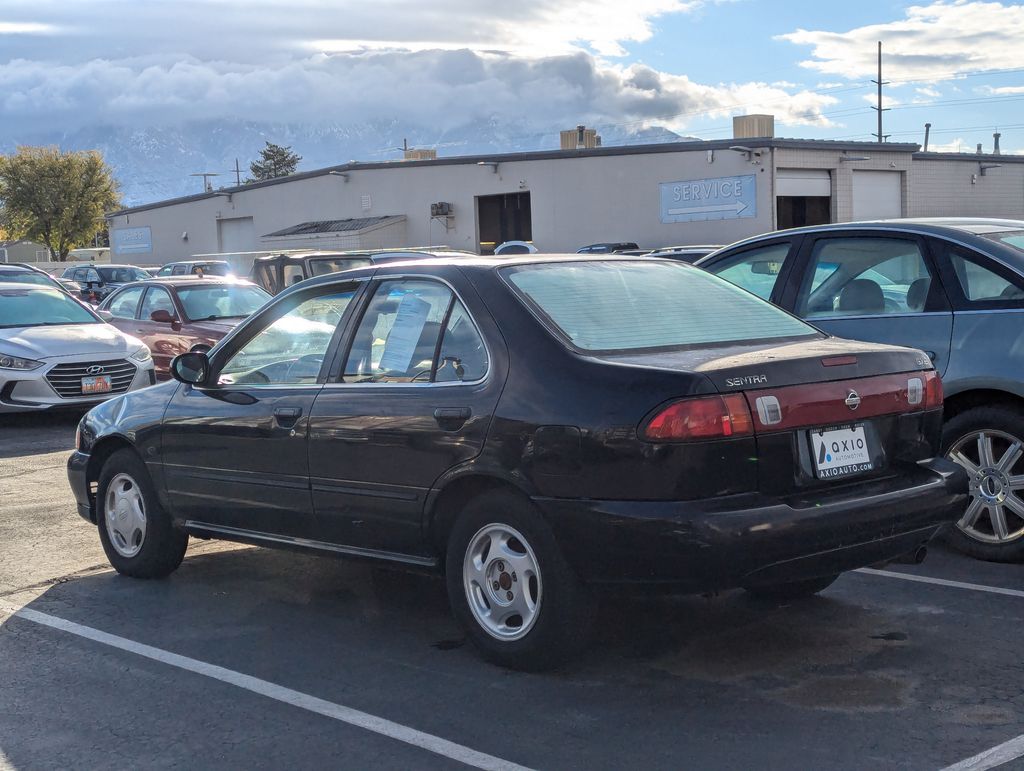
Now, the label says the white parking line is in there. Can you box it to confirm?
[941,733,1024,771]
[1,606,532,771]
[855,568,1024,599]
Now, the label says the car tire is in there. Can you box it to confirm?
[97,449,188,578]
[744,574,839,601]
[445,490,595,671]
[942,406,1024,563]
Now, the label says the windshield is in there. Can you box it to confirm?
[0,271,57,288]
[99,266,149,283]
[503,260,817,353]
[981,230,1024,254]
[0,286,100,328]
[176,284,270,320]
[308,257,374,276]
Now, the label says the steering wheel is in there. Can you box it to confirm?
[284,353,325,380]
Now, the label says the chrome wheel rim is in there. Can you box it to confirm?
[463,523,542,641]
[947,429,1024,545]
[104,473,147,558]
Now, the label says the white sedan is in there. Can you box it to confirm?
[0,282,155,413]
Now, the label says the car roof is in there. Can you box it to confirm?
[698,218,1024,261]
[114,276,258,290]
[288,253,693,294]
[253,249,472,263]
[0,264,35,272]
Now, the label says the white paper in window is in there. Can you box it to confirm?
[378,294,431,373]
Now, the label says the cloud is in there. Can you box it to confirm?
[0,49,838,136]
[0,21,57,34]
[984,85,1024,95]
[779,1,1024,82]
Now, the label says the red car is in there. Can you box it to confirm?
[97,277,270,379]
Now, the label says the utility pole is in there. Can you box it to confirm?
[871,41,890,142]
[233,158,242,186]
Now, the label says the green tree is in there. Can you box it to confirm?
[247,141,301,182]
[0,146,120,261]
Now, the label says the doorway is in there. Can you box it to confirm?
[476,192,532,254]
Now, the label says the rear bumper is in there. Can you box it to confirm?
[535,457,967,592]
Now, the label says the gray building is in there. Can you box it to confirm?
[105,124,1024,270]
[0,239,49,263]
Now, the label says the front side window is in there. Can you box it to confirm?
[344,280,455,383]
[796,238,934,319]
[176,284,269,321]
[171,264,188,276]
[504,261,815,353]
[218,291,355,386]
[157,265,173,276]
[942,243,1024,303]
[140,287,177,320]
[707,242,793,300]
[0,286,101,328]
[107,286,145,319]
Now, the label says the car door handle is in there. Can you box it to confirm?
[274,406,303,426]
[434,407,471,428]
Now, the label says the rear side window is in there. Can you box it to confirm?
[343,279,454,382]
[942,244,1024,303]
[503,261,815,353]
[795,238,934,318]
[107,286,145,319]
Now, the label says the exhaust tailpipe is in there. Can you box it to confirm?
[894,545,928,565]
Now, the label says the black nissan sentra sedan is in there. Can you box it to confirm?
[68,256,967,670]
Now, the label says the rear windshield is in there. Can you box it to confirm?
[308,257,374,276]
[0,286,100,328]
[0,270,56,288]
[99,267,150,282]
[177,284,270,320]
[503,260,817,353]
[980,230,1024,254]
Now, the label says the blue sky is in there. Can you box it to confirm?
[1,0,1023,154]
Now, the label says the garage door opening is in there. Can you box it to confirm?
[776,169,832,229]
[852,170,903,221]
[477,193,532,255]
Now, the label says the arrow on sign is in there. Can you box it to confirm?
[666,201,749,216]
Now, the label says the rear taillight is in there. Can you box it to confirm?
[923,370,943,409]
[642,394,754,442]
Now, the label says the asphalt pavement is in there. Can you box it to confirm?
[2,412,1024,770]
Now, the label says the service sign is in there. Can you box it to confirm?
[111,226,153,255]
[659,174,757,224]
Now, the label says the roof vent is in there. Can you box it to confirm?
[733,114,775,139]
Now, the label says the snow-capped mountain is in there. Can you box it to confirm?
[0,119,692,207]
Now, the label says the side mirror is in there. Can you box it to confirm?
[97,309,113,320]
[170,351,209,386]
[151,309,175,323]
[189,343,212,355]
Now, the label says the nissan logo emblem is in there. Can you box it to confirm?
[86,365,105,375]
[845,390,862,411]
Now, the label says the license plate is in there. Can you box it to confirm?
[810,425,873,479]
[81,375,112,395]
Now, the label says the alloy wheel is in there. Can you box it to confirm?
[947,429,1024,544]
[104,472,147,558]
[462,523,542,641]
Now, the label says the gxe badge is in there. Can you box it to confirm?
[845,390,862,411]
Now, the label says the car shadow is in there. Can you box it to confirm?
[0,411,82,459]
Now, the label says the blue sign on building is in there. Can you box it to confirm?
[659,174,757,224]
[111,226,153,255]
